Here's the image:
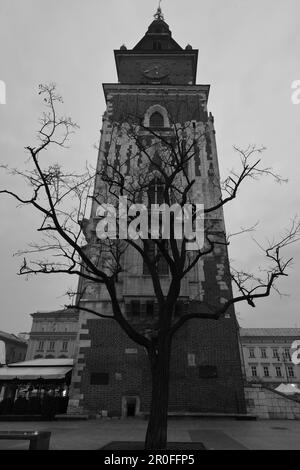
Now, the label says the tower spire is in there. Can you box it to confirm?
[154,0,164,21]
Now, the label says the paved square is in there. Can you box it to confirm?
[0,418,300,450]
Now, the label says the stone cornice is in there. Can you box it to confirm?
[103,83,210,101]
[29,332,77,339]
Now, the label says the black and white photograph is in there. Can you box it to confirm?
[0,0,300,455]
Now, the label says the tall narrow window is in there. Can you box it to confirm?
[284,348,291,361]
[131,300,140,317]
[146,301,154,316]
[148,178,164,205]
[153,41,162,51]
[273,348,279,359]
[261,348,267,358]
[251,366,257,377]
[143,177,169,276]
[249,348,255,358]
[150,111,164,128]
[143,240,169,275]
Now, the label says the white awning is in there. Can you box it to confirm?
[8,358,74,368]
[0,366,72,381]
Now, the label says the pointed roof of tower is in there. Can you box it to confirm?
[133,6,183,51]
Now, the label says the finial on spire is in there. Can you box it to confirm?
[154,0,164,21]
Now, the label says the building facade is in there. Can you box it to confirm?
[26,309,79,361]
[0,331,27,364]
[240,328,300,387]
[68,8,246,417]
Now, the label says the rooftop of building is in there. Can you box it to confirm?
[0,330,28,345]
[240,328,300,337]
[132,6,183,52]
[30,308,79,319]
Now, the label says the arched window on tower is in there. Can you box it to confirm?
[143,178,169,275]
[150,111,164,128]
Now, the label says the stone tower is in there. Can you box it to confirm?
[68,8,246,417]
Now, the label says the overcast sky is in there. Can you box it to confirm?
[0,0,299,334]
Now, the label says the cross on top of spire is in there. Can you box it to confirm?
[154,0,164,21]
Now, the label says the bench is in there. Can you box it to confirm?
[0,431,51,450]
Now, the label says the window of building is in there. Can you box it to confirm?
[90,373,109,385]
[37,341,44,351]
[263,366,270,377]
[287,366,295,377]
[130,300,140,317]
[62,341,68,352]
[143,240,169,275]
[146,301,154,316]
[261,348,267,358]
[45,355,54,359]
[153,41,162,51]
[144,105,169,129]
[148,178,164,205]
[251,366,257,377]
[284,348,291,361]
[273,348,279,359]
[49,341,55,351]
[150,111,164,127]
[199,365,218,378]
[275,366,282,377]
[188,354,196,367]
[249,348,255,358]
[125,348,138,354]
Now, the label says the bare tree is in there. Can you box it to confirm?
[1,84,299,450]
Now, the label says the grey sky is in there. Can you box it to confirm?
[0,0,299,334]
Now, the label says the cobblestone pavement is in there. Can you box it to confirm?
[0,418,299,450]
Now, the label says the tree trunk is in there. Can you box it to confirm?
[145,338,172,450]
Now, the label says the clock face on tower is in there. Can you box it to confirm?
[141,62,170,80]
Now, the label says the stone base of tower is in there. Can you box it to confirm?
[70,315,246,418]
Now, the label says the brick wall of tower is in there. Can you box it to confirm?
[106,87,208,124]
[74,314,245,416]
[76,319,151,415]
[75,318,245,415]
[68,65,246,414]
